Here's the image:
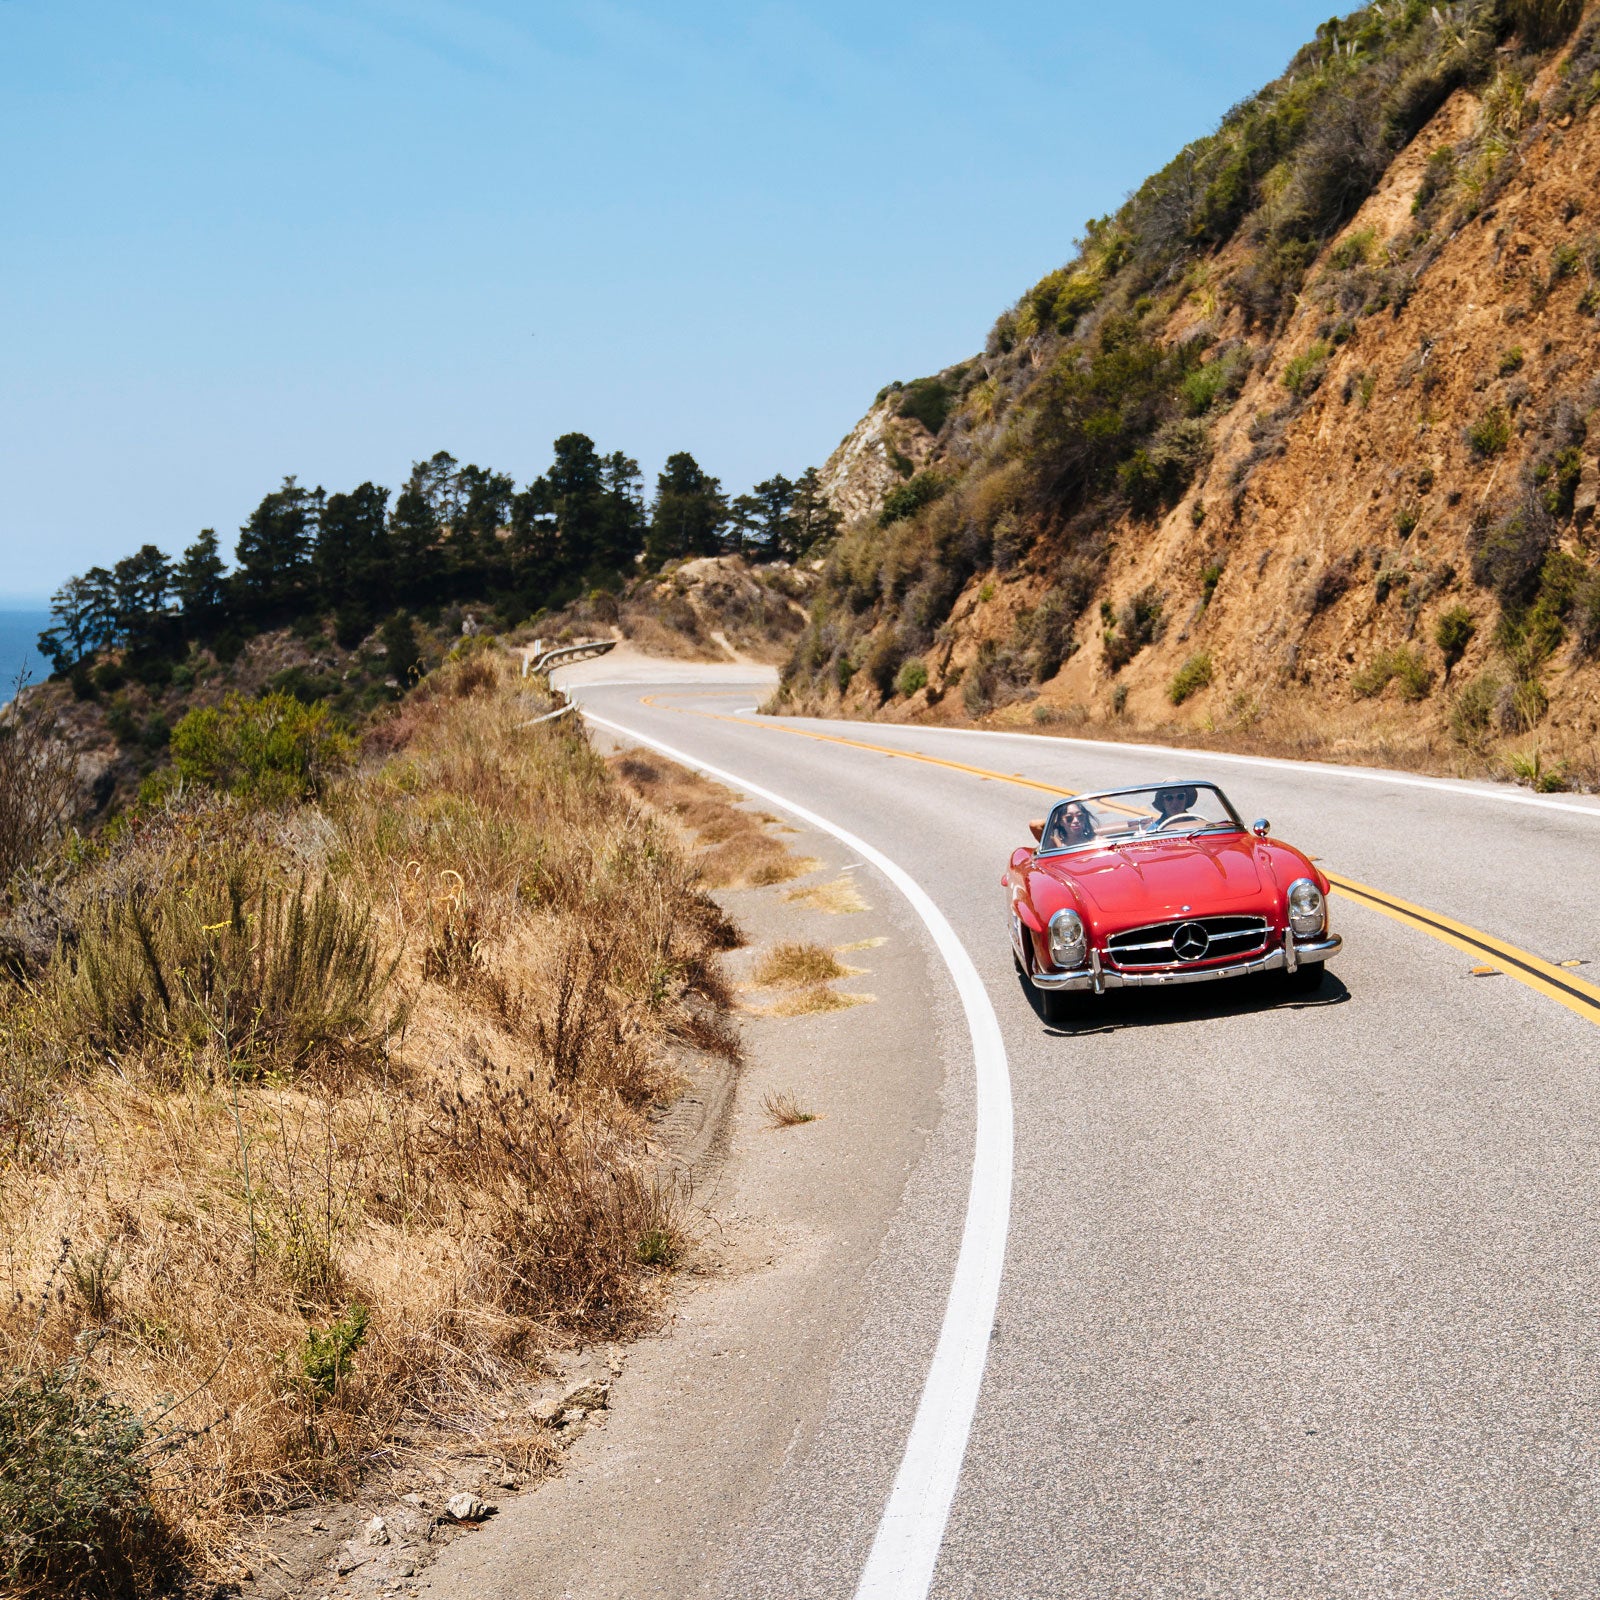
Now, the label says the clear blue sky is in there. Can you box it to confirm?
[2,0,1334,603]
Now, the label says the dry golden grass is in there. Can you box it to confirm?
[756,985,873,1018]
[784,876,869,915]
[609,753,816,887]
[836,936,888,952]
[761,1089,818,1128]
[752,941,851,988]
[0,651,739,1586]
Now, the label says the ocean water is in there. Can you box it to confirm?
[0,610,52,703]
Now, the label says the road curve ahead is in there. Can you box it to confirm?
[573,673,1600,1600]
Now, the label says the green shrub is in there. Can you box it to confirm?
[879,473,946,528]
[1329,227,1376,270]
[170,691,354,807]
[1498,346,1525,376]
[1351,647,1433,700]
[1412,146,1456,214]
[1282,341,1332,398]
[1469,506,1550,606]
[1537,445,1584,518]
[895,657,928,697]
[1395,504,1420,539]
[1507,747,1569,792]
[1103,588,1164,670]
[896,377,952,435]
[1200,562,1224,605]
[1465,404,1512,457]
[1117,419,1211,514]
[299,1303,370,1401]
[1180,347,1250,416]
[0,1357,170,1594]
[1449,672,1502,747]
[864,631,902,697]
[1576,568,1600,656]
[1168,653,1214,705]
[1434,604,1477,668]
[380,611,426,686]
[1514,0,1583,46]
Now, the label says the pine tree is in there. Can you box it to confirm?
[646,452,728,566]
[389,465,443,604]
[789,468,841,557]
[748,474,796,558]
[176,530,229,633]
[235,477,321,619]
[317,483,391,639]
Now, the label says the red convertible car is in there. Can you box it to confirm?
[1003,781,1340,1020]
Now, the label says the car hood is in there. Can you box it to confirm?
[1040,833,1274,920]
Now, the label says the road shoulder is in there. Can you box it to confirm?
[419,739,952,1599]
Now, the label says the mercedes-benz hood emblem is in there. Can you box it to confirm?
[1173,921,1210,961]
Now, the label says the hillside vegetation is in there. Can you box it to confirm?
[0,651,737,1592]
[783,0,1600,789]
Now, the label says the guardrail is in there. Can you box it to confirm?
[515,639,614,728]
[521,638,616,676]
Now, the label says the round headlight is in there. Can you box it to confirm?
[1048,908,1087,969]
[1287,878,1325,938]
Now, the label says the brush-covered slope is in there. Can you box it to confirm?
[781,0,1600,787]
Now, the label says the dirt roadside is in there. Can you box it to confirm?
[410,732,950,1599]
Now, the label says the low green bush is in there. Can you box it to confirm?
[1103,588,1163,671]
[895,657,928,697]
[1118,419,1211,515]
[0,1356,170,1594]
[1351,646,1433,701]
[299,1303,370,1402]
[1449,672,1502,746]
[896,377,952,435]
[170,691,354,807]
[1434,604,1477,668]
[1167,653,1214,705]
[879,473,946,528]
[1465,404,1512,457]
[1282,341,1332,398]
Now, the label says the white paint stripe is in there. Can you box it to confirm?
[583,708,1013,1600]
[785,717,1600,820]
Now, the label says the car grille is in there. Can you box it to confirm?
[1105,914,1269,968]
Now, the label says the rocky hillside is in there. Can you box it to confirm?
[783,0,1600,789]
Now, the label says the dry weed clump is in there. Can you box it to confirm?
[761,1089,819,1128]
[0,650,738,1586]
[753,941,851,988]
[785,876,870,915]
[757,985,872,1019]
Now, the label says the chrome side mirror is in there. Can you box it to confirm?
[1252,817,1270,838]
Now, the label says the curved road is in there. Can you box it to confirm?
[540,669,1600,1597]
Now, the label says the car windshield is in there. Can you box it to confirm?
[1037,783,1243,852]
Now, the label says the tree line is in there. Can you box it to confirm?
[39,435,839,674]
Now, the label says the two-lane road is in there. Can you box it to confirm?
[576,674,1600,1597]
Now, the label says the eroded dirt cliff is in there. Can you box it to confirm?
[786,1,1600,789]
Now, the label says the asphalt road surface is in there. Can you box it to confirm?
[570,670,1600,1599]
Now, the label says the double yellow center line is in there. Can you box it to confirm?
[634,695,1600,1029]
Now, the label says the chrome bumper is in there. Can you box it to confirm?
[1032,930,1342,993]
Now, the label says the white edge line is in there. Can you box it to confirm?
[582,708,1013,1600]
[764,716,1600,820]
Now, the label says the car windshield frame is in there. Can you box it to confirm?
[1035,781,1246,857]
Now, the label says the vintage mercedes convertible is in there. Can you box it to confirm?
[1002,781,1340,1020]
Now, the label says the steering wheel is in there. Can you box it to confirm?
[1152,810,1204,832]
